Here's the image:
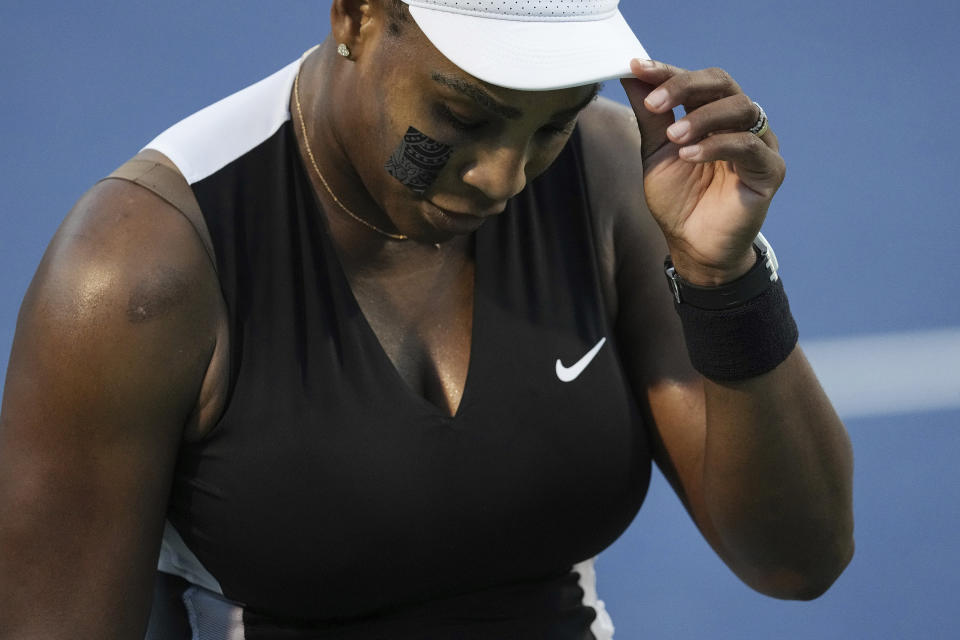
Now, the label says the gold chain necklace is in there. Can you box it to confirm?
[293,67,408,241]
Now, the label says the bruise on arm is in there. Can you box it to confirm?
[127,265,190,324]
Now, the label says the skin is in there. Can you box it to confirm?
[0,0,854,636]
[384,126,454,193]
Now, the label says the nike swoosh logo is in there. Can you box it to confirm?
[555,337,607,383]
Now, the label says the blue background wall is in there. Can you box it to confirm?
[2,1,958,637]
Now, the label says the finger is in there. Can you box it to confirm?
[760,127,779,152]
[678,132,786,196]
[620,77,676,162]
[642,66,744,115]
[666,94,769,147]
[628,58,689,89]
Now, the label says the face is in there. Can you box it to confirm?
[340,10,599,242]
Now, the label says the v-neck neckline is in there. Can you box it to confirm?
[290,127,483,421]
[335,231,483,421]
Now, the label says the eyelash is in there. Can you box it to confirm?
[435,103,575,138]
[436,104,485,132]
[546,121,577,137]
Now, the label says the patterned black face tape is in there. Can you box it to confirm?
[384,126,453,195]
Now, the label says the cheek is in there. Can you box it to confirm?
[383,126,454,195]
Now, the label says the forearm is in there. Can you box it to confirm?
[700,346,854,599]
[597,61,855,598]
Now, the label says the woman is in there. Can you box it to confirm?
[0,0,854,637]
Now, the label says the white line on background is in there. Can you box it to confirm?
[802,327,960,419]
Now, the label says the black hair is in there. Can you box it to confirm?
[386,0,411,36]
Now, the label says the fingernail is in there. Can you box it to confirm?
[679,144,701,159]
[667,120,690,141]
[633,58,654,69]
[645,89,667,110]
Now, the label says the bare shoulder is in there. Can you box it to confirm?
[37,162,228,432]
[577,96,670,320]
[38,165,220,352]
[577,96,642,216]
[578,95,643,161]
[57,184,193,312]
[578,96,665,245]
[4,162,228,449]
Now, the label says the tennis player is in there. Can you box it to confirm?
[0,1,853,637]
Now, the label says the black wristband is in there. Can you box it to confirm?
[675,277,798,381]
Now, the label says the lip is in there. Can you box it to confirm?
[422,200,489,235]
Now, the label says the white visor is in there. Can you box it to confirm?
[404,0,650,91]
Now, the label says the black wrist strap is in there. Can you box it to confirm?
[665,240,778,310]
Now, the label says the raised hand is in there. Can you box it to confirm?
[621,59,786,285]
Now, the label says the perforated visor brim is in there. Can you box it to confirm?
[408,8,650,91]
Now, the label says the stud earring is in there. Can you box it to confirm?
[337,43,351,58]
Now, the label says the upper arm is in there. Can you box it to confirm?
[0,177,222,638]
[578,97,725,550]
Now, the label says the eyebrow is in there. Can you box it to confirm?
[431,72,600,122]
[553,84,602,121]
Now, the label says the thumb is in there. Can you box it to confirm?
[620,76,675,162]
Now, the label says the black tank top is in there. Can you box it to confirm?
[144,57,651,639]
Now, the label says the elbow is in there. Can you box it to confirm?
[750,532,856,601]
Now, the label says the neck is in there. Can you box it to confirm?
[293,40,409,250]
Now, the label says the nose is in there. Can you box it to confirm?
[460,144,528,204]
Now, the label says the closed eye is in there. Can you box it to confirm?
[435,103,486,132]
[435,102,577,139]
[541,119,577,137]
